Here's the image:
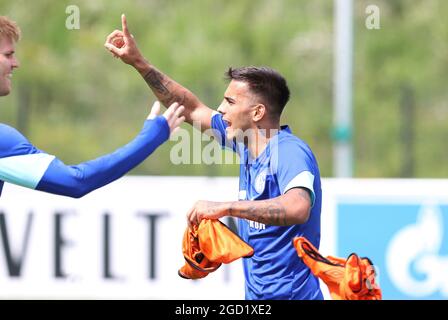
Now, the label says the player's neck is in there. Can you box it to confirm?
[247,123,280,159]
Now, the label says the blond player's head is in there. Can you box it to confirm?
[0,16,20,96]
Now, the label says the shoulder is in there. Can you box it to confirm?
[0,123,26,137]
[273,130,315,160]
[268,129,320,177]
[0,123,31,157]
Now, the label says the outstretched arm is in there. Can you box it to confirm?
[0,102,184,198]
[186,188,312,227]
[105,14,213,132]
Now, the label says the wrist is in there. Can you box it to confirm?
[133,56,151,74]
[227,201,237,217]
[212,202,230,219]
[143,115,170,142]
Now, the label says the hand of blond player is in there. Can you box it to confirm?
[148,101,185,134]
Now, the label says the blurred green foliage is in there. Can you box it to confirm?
[0,0,447,177]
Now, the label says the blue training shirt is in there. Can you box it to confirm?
[211,112,323,300]
[0,116,169,198]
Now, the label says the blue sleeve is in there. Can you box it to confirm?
[0,117,169,198]
[36,116,169,198]
[0,123,51,194]
[0,123,41,156]
[210,112,237,152]
[272,139,317,207]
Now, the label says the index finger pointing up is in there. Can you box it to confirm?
[121,14,131,36]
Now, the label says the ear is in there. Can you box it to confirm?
[252,104,266,122]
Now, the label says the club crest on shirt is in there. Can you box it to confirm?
[254,170,267,194]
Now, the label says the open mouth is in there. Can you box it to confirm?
[223,119,232,127]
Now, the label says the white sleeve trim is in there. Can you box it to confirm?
[283,171,315,207]
[0,153,55,189]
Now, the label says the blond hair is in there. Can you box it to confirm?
[0,16,21,42]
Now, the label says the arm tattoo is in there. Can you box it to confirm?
[260,202,287,225]
[229,188,312,226]
[143,68,186,106]
[143,69,170,95]
[232,201,288,226]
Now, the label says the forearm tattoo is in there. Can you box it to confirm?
[230,201,288,226]
[143,68,186,106]
[229,188,311,226]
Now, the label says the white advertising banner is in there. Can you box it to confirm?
[0,177,447,299]
[0,177,247,299]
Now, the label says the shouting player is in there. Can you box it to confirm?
[105,14,323,300]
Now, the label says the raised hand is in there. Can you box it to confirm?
[148,101,185,134]
[104,14,143,66]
